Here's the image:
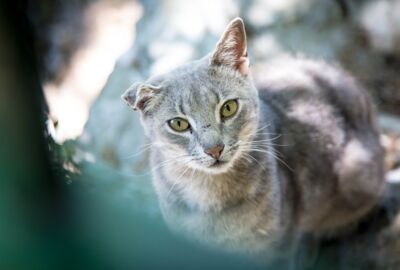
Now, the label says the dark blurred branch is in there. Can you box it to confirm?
[27,0,89,83]
[0,1,69,268]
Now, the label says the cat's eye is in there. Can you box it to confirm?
[168,118,190,132]
[220,99,238,119]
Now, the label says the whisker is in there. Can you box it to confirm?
[189,166,197,180]
[151,155,190,172]
[122,144,153,159]
[124,155,189,177]
[242,152,266,170]
[166,163,192,198]
[241,141,289,147]
[240,154,253,165]
[254,134,282,142]
[237,137,293,172]
[255,123,271,132]
[244,147,293,171]
[256,131,288,136]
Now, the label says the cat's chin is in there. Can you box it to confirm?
[194,160,233,175]
[209,160,229,169]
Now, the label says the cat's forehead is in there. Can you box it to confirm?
[160,64,243,98]
[165,75,220,115]
[151,71,222,120]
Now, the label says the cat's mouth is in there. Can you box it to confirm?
[210,160,227,168]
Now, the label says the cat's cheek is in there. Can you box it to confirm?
[139,117,152,138]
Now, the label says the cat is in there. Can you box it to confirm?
[122,17,384,262]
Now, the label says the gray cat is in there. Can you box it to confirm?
[122,18,384,262]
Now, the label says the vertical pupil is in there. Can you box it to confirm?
[226,104,231,111]
[177,120,181,127]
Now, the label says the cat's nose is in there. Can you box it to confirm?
[204,144,224,160]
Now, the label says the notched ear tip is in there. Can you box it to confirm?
[121,82,142,110]
[120,91,129,103]
[122,82,162,112]
[121,93,137,110]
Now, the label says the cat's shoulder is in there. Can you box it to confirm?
[254,55,375,127]
[254,55,352,94]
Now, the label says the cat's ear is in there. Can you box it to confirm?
[211,17,249,75]
[121,82,161,112]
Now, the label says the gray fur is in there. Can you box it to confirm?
[122,18,384,261]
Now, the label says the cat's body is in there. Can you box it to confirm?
[256,58,384,234]
[122,18,384,261]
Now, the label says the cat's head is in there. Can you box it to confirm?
[122,18,259,174]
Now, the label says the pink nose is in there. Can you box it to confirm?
[204,145,224,160]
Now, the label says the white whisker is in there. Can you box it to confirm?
[244,147,293,171]
[124,155,189,177]
[237,135,293,172]
[242,152,266,170]
[122,144,153,159]
[166,162,192,198]
[255,123,271,132]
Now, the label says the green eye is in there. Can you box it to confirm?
[221,99,238,118]
[168,118,190,132]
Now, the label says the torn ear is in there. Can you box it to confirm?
[211,17,249,75]
[121,82,161,112]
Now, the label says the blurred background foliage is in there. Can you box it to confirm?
[1,0,400,269]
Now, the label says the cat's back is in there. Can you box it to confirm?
[255,56,375,128]
[255,56,384,234]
